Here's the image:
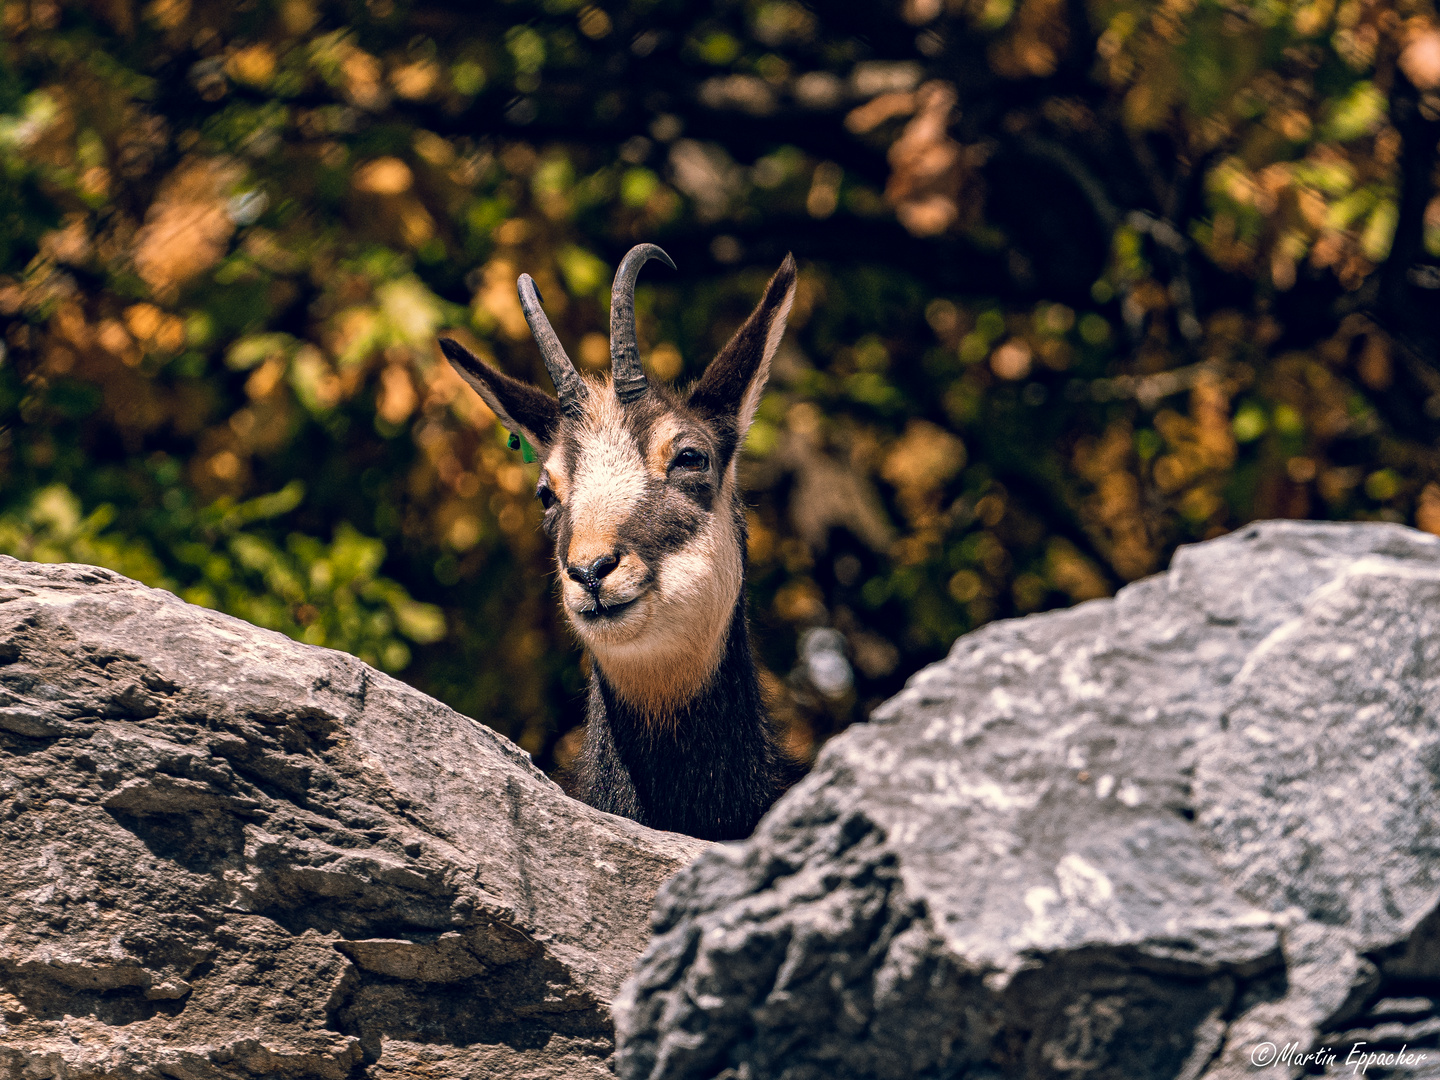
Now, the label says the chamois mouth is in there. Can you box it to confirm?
[576,596,640,622]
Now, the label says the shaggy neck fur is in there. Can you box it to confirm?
[572,579,797,841]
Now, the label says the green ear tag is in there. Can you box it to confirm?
[506,431,537,463]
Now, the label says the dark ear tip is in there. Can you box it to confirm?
[438,336,481,372]
[767,253,797,296]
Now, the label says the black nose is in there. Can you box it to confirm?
[567,553,619,593]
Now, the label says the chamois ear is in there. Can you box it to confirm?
[439,338,560,456]
[688,253,797,443]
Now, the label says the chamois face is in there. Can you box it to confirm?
[439,249,797,712]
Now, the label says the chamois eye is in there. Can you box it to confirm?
[536,481,557,510]
[671,448,708,472]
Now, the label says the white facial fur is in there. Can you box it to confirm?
[561,388,647,570]
[547,380,743,716]
[523,257,796,718]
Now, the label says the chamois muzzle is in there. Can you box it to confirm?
[517,274,585,417]
[566,553,619,595]
[609,243,676,403]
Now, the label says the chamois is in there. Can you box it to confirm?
[438,244,801,841]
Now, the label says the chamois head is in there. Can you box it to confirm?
[439,245,797,715]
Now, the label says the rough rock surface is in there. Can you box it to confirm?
[616,521,1440,1080]
[0,557,708,1079]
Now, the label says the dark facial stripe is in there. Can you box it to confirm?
[618,483,707,564]
[621,394,669,459]
[553,509,573,563]
[619,388,727,495]
[547,381,736,575]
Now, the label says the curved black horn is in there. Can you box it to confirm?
[517,274,585,416]
[609,243,676,403]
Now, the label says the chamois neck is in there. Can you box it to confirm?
[574,594,793,841]
[580,584,736,721]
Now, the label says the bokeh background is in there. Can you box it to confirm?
[4,0,1440,774]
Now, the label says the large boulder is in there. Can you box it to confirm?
[0,557,707,1079]
[616,521,1440,1080]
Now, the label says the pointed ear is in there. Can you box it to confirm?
[439,338,560,456]
[688,254,797,442]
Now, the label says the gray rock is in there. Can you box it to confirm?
[0,557,707,1078]
[615,521,1440,1080]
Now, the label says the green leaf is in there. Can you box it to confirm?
[1324,82,1386,142]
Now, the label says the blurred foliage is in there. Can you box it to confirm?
[0,477,445,668]
[2,0,1438,771]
